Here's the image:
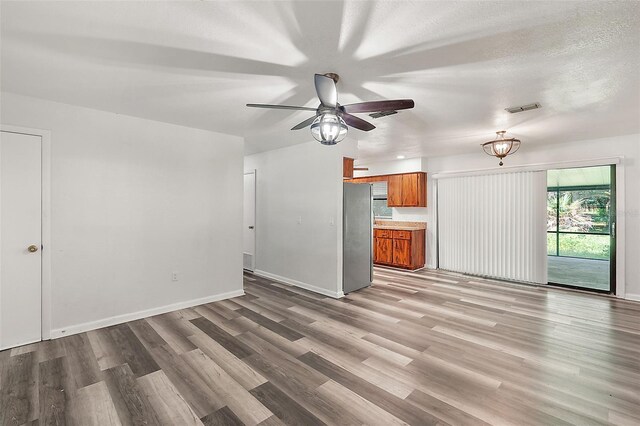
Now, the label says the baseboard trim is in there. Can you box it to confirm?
[253,269,344,299]
[50,289,245,339]
[625,293,640,302]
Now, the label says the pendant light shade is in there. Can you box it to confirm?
[481,131,521,166]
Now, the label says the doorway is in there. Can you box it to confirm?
[546,165,615,293]
[0,128,49,350]
[243,171,256,271]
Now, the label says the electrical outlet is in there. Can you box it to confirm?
[172,272,179,281]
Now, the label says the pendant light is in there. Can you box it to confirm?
[481,130,521,166]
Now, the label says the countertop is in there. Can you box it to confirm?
[373,220,426,231]
[374,225,425,231]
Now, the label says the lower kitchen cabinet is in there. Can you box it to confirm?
[374,237,393,264]
[392,239,411,267]
[374,228,425,270]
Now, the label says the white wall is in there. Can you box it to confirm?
[356,157,424,177]
[1,93,245,336]
[245,139,356,298]
[361,134,639,299]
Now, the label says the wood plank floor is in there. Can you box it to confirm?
[2,268,640,425]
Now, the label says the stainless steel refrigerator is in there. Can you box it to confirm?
[343,182,373,294]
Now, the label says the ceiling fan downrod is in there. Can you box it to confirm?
[323,73,340,84]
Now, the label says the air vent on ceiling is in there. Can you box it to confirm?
[369,110,398,119]
[505,102,541,114]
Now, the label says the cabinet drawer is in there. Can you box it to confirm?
[392,230,412,240]
[374,229,392,238]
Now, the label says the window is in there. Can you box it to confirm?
[547,184,611,260]
[371,181,391,218]
[373,197,392,218]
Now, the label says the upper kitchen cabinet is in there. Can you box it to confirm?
[387,175,403,207]
[388,172,427,207]
[345,171,427,208]
[400,172,427,207]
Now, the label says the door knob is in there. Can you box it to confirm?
[28,245,39,253]
[248,226,254,229]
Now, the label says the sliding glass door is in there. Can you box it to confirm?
[547,165,615,293]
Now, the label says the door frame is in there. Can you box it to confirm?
[243,170,256,272]
[1,124,52,341]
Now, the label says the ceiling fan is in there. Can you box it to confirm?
[247,73,415,145]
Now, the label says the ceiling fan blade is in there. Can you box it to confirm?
[246,103,317,112]
[341,99,414,114]
[291,115,318,130]
[314,74,338,108]
[341,113,375,131]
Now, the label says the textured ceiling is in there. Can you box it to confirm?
[1,1,639,162]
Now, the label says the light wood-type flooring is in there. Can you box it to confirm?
[1,268,640,425]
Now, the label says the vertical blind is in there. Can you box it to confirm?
[437,171,547,284]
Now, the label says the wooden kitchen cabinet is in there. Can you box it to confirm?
[343,157,354,178]
[346,172,426,207]
[374,228,425,270]
[375,229,392,238]
[387,175,403,207]
[400,173,426,206]
[392,239,411,267]
[374,237,393,264]
[345,175,386,183]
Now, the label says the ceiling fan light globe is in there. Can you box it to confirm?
[310,114,348,144]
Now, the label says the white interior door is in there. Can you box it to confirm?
[0,130,42,350]
[243,171,256,271]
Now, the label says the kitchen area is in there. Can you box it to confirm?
[342,157,428,293]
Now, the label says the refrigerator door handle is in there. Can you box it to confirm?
[370,186,374,283]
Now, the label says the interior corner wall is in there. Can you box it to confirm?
[1,92,245,336]
[244,139,355,298]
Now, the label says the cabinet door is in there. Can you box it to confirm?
[343,157,354,178]
[374,238,393,264]
[416,173,427,207]
[393,239,411,267]
[401,173,419,206]
[387,175,403,207]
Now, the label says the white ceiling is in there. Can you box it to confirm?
[1,1,639,162]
